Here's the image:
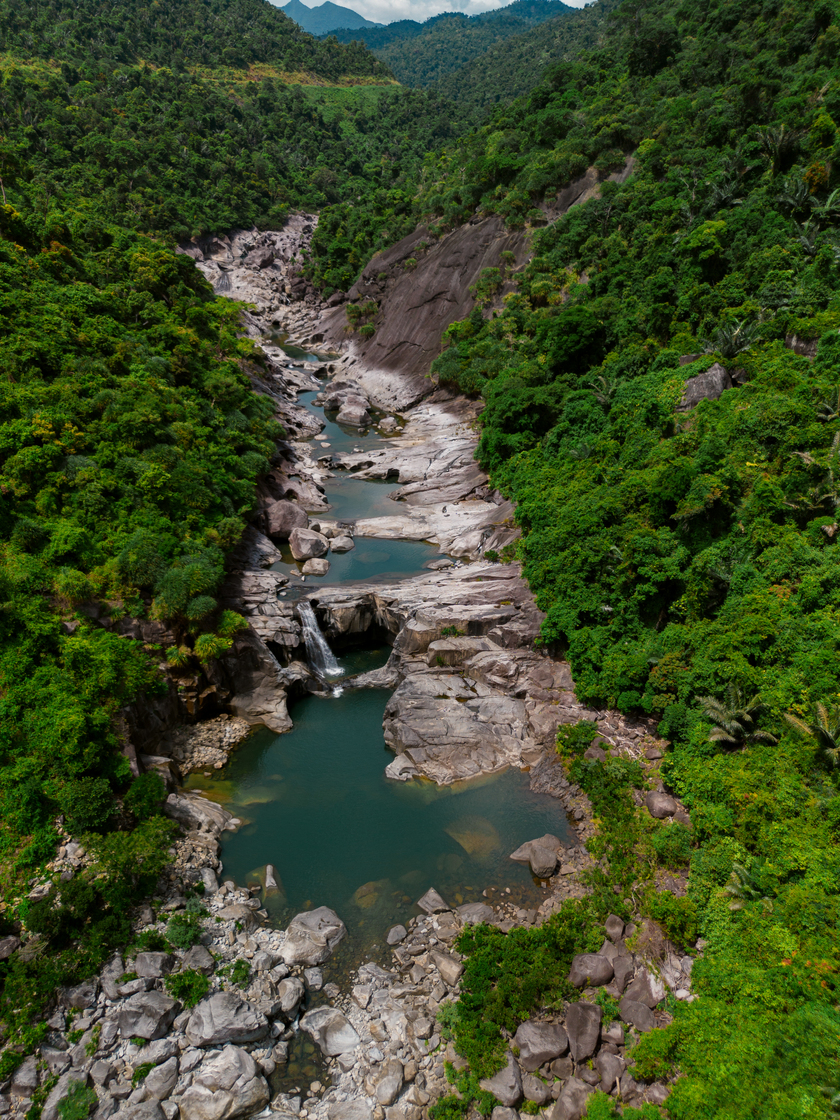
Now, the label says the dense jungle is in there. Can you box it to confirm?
[1,0,840,1117]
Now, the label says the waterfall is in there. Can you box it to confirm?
[298,601,343,677]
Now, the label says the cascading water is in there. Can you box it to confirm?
[298,601,343,678]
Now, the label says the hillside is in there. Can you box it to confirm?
[0,0,464,1046]
[327,0,573,87]
[369,0,840,1113]
[280,0,381,36]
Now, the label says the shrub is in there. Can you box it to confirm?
[60,777,114,834]
[57,1081,98,1120]
[124,773,166,822]
[165,968,210,1007]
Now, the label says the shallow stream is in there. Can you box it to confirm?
[201,345,571,954]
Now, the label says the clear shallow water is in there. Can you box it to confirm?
[189,647,571,942]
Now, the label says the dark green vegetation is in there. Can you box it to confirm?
[327,0,573,89]
[422,0,840,1115]
[0,0,385,77]
[0,0,450,1060]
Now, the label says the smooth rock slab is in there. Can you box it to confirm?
[300,1007,360,1056]
[280,906,347,966]
[568,953,614,989]
[478,1053,522,1107]
[565,1003,602,1062]
[185,992,268,1047]
[513,1020,568,1071]
[117,992,180,1041]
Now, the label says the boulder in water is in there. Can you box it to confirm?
[280,906,347,965]
[265,500,308,541]
[289,528,329,560]
[330,536,355,552]
[302,558,330,576]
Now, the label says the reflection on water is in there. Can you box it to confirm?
[188,655,571,950]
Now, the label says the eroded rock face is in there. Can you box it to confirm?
[281,906,347,966]
[185,993,268,1047]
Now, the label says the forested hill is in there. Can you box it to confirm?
[326,0,574,87]
[383,0,840,1112]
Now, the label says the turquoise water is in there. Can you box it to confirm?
[193,648,571,939]
[273,536,441,588]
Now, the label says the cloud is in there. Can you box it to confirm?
[332,0,591,26]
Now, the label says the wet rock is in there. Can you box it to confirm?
[624,968,666,1009]
[302,558,330,576]
[134,953,175,980]
[645,791,677,819]
[185,992,269,1047]
[478,1053,522,1107]
[513,1021,568,1071]
[565,1003,602,1062]
[178,1045,269,1120]
[117,992,180,1041]
[280,906,346,965]
[265,500,308,541]
[619,998,655,1033]
[386,925,407,945]
[416,888,450,914]
[374,1059,404,1106]
[300,1007,360,1056]
[289,528,329,561]
[568,954,614,989]
[548,1078,594,1120]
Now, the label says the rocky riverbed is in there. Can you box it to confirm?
[0,216,695,1120]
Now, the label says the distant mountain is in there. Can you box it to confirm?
[279,0,381,35]
[325,0,574,87]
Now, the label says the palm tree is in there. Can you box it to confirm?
[725,863,774,913]
[816,387,840,423]
[784,702,840,768]
[698,685,778,749]
[704,319,760,360]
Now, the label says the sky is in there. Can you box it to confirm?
[321,0,591,28]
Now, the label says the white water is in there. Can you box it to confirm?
[298,601,343,678]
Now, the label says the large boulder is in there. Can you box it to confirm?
[133,953,175,980]
[676,361,732,411]
[509,834,563,878]
[280,906,346,966]
[431,951,464,987]
[330,536,355,553]
[11,1056,39,1097]
[624,967,666,1008]
[548,1077,594,1120]
[416,887,450,914]
[619,998,655,1033]
[594,1051,625,1092]
[143,1057,179,1100]
[276,977,305,1020]
[177,1045,269,1120]
[117,992,180,1040]
[522,1074,551,1105]
[513,1020,568,1071]
[289,528,329,561]
[612,956,635,992]
[478,1053,522,1108]
[457,902,495,924]
[302,557,330,576]
[265,500,308,541]
[374,1058,404,1106]
[568,953,614,989]
[645,791,677,819]
[564,1003,602,1062]
[185,992,268,1048]
[300,1007,360,1056]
